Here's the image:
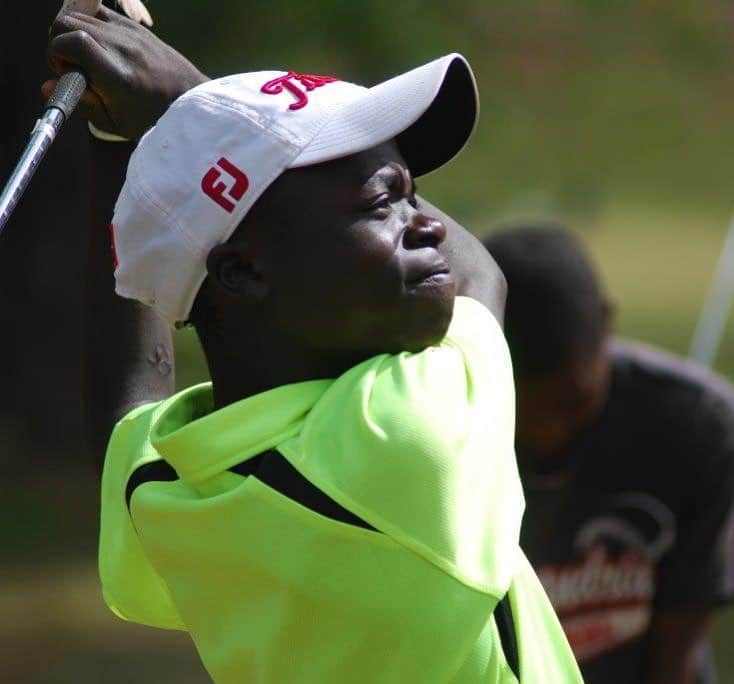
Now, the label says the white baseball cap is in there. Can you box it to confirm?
[112,54,478,326]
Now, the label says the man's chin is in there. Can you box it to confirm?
[394,292,455,352]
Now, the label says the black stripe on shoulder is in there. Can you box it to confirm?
[125,460,178,508]
[494,594,519,678]
[231,450,376,531]
[125,450,375,532]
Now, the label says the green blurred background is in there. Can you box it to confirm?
[2,0,734,681]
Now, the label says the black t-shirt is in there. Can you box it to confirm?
[520,340,734,684]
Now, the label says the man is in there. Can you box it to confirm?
[46,8,581,683]
[484,225,734,684]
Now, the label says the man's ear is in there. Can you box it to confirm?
[205,241,269,302]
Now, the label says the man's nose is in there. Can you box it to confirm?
[403,210,447,249]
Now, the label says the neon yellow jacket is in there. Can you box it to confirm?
[99,296,583,683]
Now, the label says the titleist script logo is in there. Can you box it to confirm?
[261,72,339,110]
[201,157,249,213]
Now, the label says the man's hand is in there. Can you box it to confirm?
[45,5,208,139]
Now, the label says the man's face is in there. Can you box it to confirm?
[515,342,611,460]
[241,140,456,359]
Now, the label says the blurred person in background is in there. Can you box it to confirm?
[484,225,734,684]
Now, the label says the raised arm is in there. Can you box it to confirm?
[418,197,507,323]
[83,139,174,465]
[46,6,207,465]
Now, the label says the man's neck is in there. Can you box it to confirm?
[202,333,363,410]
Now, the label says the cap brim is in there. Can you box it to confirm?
[290,53,478,177]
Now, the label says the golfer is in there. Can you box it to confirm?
[485,225,734,684]
[48,8,582,683]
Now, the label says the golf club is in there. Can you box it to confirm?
[0,0,152,238]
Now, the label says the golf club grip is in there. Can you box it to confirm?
[46,70,88,119]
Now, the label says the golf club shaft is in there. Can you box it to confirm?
[0,70,87,237]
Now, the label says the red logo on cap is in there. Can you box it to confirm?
[261,72,339,111]
[201,158,249,213]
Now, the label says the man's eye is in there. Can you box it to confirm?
[368,196,391,211]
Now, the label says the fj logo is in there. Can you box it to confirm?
[261,72,339,111]
[201,157,249,213]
